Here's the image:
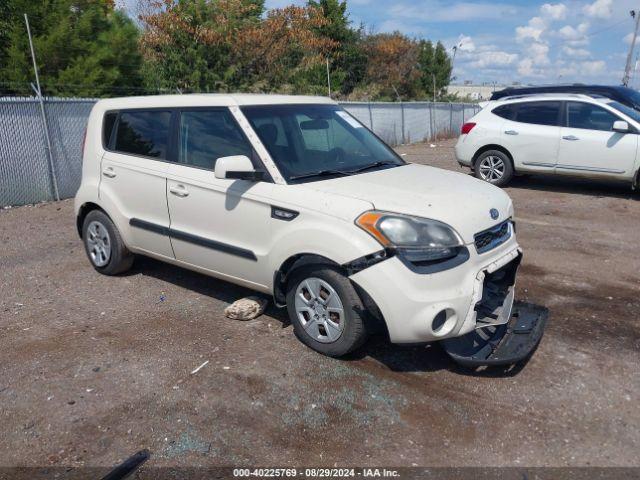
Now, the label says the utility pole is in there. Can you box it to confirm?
[25,13,59,201]
[326,58,331,98]
[623,10,640,86]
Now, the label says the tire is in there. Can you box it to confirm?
[82,210,134,275]
[285,265,368,357]
[474,150,514,187]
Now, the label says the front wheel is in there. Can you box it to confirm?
[286,266,368,357]
[474,150,514,187]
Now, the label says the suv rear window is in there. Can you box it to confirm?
[514,101,561,126]
[113,110,172,159]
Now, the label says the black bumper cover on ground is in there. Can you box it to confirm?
[442,301,548,367]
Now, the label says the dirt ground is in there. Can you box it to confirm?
[1,139,639,474]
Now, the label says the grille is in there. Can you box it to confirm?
[474,220,512,254]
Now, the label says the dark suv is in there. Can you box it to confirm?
[491,85,640,111]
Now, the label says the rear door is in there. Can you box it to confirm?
[499,101,562,172]
[100,109,175,259]
[556,101,638,178]
[165,108,274,290]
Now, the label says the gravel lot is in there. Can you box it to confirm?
[1,139,639,474]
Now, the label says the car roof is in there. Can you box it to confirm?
[493,93,615,104]
[95,93,337,110]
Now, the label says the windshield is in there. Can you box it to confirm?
[609,101,640,123]
[241,104,405,182]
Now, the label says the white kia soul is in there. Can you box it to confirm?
[75,94,546,364]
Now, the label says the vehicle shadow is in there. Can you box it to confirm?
[506,174,638,199]
[127,256,533,378]
[346,335,531,378]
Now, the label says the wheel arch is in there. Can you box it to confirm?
[472,144,514,168]
[273,253,343,306]
[272,252,387,335]
[76,202,107,238]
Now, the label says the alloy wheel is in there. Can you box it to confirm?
[479,155,505,182]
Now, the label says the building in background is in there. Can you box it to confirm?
[446,81,524,101]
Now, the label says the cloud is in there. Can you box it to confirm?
[583,0,613,19]
[541,3,567,21]
[456,35,476,52]
[558,22,590,46]
[469,51,518,68]
[387,2,519,23]
[516,17,546,42]
[518,58,535,76]
[562,46,591,57]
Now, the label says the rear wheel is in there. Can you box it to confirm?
[286,266,368,357]
[82,210,134,275]
[474,150,514,187]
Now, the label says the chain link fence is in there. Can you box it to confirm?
[0,97,480,207]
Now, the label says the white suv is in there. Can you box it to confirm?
[75,94,546,364]
[455,93,640,187]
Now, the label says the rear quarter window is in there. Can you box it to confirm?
[102,112,117,148]
[492,104,517,120]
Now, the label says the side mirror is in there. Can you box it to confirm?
[613,120,630,133]
[214,155,263,181]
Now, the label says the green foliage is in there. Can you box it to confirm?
[418,40,453,100]
[0,0,453,100]
[0,0,143,96]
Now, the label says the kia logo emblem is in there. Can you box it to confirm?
[490,208,499,220]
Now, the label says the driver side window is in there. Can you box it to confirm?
[566,102,619,132]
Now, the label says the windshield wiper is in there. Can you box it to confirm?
[288,169,353,181]
[345,160,400,174]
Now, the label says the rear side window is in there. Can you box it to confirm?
[102,112,117,148]
[492,104,517,120]
[178,110,253,170]
[515,101,561,126]
[114,110,171,159]
[566,102,619,131]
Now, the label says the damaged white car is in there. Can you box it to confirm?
[75,94,546,365]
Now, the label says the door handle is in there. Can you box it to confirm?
[169,185,189,197]
[562,135,579,141]
[102,167,116,178]
[504,130,518,135]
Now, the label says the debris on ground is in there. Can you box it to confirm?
[224,296,268,321]
[190,360,209,375]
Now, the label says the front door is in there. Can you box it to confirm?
[556,101,638,178]
[165,108,274,290]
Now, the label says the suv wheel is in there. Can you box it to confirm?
[474,150,514,186]
[82,210,134,275]
[286,266,368,357]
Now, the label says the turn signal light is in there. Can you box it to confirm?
[461,122,476,134]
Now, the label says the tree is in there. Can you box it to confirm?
[0,0,144,97]
[307,0,366,95]
[139,0,335,93]
[418,40,452,100]
[362,32,421,100]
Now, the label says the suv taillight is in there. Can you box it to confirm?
[461,122,476,134]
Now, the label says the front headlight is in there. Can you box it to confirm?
[356,211,464,262]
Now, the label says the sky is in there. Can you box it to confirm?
[125,0,640,86]
[266,0,640,86]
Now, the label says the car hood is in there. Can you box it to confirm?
[302,163,514,244]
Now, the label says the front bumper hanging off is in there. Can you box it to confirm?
[441,301,548,367]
